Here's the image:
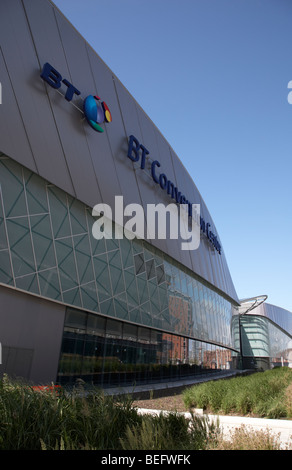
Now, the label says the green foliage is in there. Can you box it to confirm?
[182,367,292,418]
[1,369,291,450]
[215,425,284,450]
[0,374,220,451]
[120,412,220,451]
[0,375,141,450]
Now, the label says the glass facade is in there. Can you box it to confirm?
[0,153,239,386]
[238,315,292,370]
[57,308,235,387]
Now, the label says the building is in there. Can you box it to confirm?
[236,298,292,370]
[0,0,291,387]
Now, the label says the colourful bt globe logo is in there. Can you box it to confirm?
[83,95,112,132]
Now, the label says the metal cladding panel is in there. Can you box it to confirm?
[53,11,104,204]
[0,0,75,194]
[113,79,164,246]
[84,62,142,212]
[22,0,101,207]
[0,285,65,384]
[134,105,183,261]
[0,0,239,304]
[248,302,292,336]
[0,48,36,171]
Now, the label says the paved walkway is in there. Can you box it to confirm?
[137,408,292,449]
[102,369,244,397]
[102,370,292,450]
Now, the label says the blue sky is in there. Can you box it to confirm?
[53,0,292,312]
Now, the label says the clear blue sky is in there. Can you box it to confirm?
[53,0,292,312]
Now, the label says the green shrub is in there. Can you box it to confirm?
[215,425,284,450]
[0,374,141,450]
[120,411,221,451]
[182,368,292,418]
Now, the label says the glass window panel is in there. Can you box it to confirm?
[173,266,181,292]
[63,287,82,308]
[144,248,154,261]
[148,281,160,316]
[119,237,134,269]
[156,264,165,285]
[38,267,61,301]
[68,198,87,235]
[48,186,71,239]
[136,271,149,305]
[80,281,99,312]
[0,249,13,285]
[129,307,141,325]
[0,200,8,250]
[145,258,155,280]
[108,249,125,294]
[93,254,112,301]
[158,283,168,311]
[123,323,138,341]
[138,327,151,343]
[180,273,188,296]
[6,217,35,277]
[124,267,139,308]
[15,273,39,295]
[132,239,143,254]
[114,292,129,320]
[134,253,145,275]
[87,313,106,336]
[24,172,48,215]
[140,304,152,327]
[99,298,114,316]
[73,234,94,285]
[30,214,56,271]
[106,318,123,338]
[105,232,119,252]
[65,308,87,330]
[87,208,107,257]
[55,237,78,291]
[0,159,27,218]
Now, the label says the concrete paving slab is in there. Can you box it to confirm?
[136,408,292,449]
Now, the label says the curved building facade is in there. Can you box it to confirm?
[235,299,292,370]
[0,0,290,387]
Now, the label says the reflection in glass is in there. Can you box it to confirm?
[57,308,237,387]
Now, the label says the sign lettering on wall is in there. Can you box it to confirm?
[40,62,112,133]
[127,135,222,254]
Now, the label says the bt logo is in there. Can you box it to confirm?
[40,62,112,132]
[83,95,112,132]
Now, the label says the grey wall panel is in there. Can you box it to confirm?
[134,105,182,259]
[176,169,209,283]
[114,80,181,260]
[246,302,292,337]
[169,148,212,281]
[85,47,129,211]
[0,0,75,196]
[170,147,239,301]
[86,49,143,213]
[0,49,36,170]
[0,0,239,304]
[54,11,103,206]
[0,285,65,384]
[114,78,144,142]
[112,77,161,238]
[23,0,100,207]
